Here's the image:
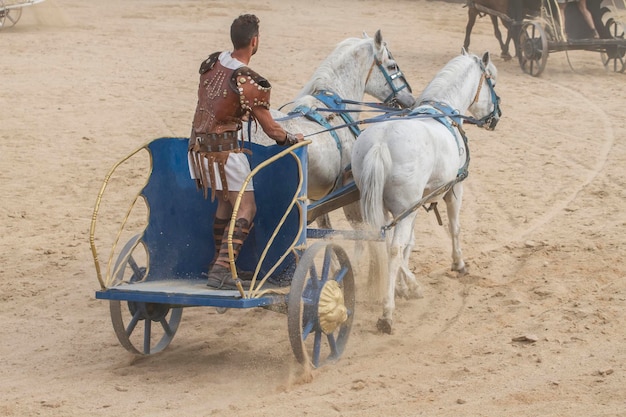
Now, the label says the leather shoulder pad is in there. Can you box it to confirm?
[199,52,221,74]
[230,67,272,89]
[230,67,272,110]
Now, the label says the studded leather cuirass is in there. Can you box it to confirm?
[192,61,241,134]
[188,52,273,201]
[191,51,272,136]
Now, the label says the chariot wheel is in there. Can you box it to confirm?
[599,6,611,26]
[518,21,548,77]
[0,2,23,30]
[109,237,183,355]
[600,18,625,73]
[287,241,355,368]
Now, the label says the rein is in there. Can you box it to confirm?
[297,103,494,139]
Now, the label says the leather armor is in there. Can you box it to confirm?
[189,52,272,201]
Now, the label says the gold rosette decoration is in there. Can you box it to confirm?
[318,280,348,334]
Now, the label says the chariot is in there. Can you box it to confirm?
[465,0,626,75]
[89,138,372,368]
[0,0,45,30]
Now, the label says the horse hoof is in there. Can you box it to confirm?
[501,52,512,61]
[408,285,424,299]
[452,262,468,276]
[376,318,393,334]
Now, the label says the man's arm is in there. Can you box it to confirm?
[251,107,303,145]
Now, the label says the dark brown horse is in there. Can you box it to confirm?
[463,0,538,60]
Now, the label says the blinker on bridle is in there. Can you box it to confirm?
[365,48,413,106]
[470,60,501,131]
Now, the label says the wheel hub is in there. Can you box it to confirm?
[522,38,542,60]
[317,280,348,334]
[127,301,170,321]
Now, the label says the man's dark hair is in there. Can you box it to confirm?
[230,14,260,50]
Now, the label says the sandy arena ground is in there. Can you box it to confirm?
[1,0,626,416]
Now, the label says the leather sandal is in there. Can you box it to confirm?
[207,265,253,289]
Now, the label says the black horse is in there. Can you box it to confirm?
[463,0,540,60]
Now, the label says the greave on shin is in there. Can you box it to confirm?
[212,217,230,265]
[213,218,252,270]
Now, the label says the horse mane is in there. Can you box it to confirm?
[418,54,481,107]
[296,37,373,98]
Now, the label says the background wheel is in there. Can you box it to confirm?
[109,238,182,355]
[287,241,355,368]
[518,21,548,76]
[599,6,611,27]
[600,18,625,73]
[0,3,23,30]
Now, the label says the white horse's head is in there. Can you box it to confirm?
[363,30,416,108]
[464,49,501,130]
[418,50,501,130]
[298,31,415,108]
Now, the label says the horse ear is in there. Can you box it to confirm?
[363,31,370,39]
[482,51,491,66]
[374,30,383,50]
[461,47,468,56]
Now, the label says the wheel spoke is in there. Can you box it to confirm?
[321,246,333,284]
[530,25,537,74]
[334,266,348,285]
[128,256,143,279]
[144,319,152,354]
[308,263,319,288]
[326,332,338,359]
[302,318,315,340]
[312,330,322,368]
[126,309,142,336]
[160,317,173,336]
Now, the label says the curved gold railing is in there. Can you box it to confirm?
[89,141,153,290]
[227,140,311,299]
[90,139,310,298]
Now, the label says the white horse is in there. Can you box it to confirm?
[246,30,415,226]
[351,50,501,334]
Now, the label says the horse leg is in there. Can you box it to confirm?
[396,223,422,299]
[315,213,332,229]
[342,201,364,257]
[377,213,421,334]
[503,21,515,58]
[443,184,467,275]
[463,7,479,51]
[491,15,512,61]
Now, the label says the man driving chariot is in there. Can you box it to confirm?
[188,14,303,289]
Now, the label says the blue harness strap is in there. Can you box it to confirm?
[409,102,468,177]
[291,103,342,157]
[289,90,363,152]
[288,91,362,188]
[312,90,362,138]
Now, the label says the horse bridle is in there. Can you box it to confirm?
[469,60,501,131]
[365,48,412,106]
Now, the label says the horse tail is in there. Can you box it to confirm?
[357,141,391,230]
